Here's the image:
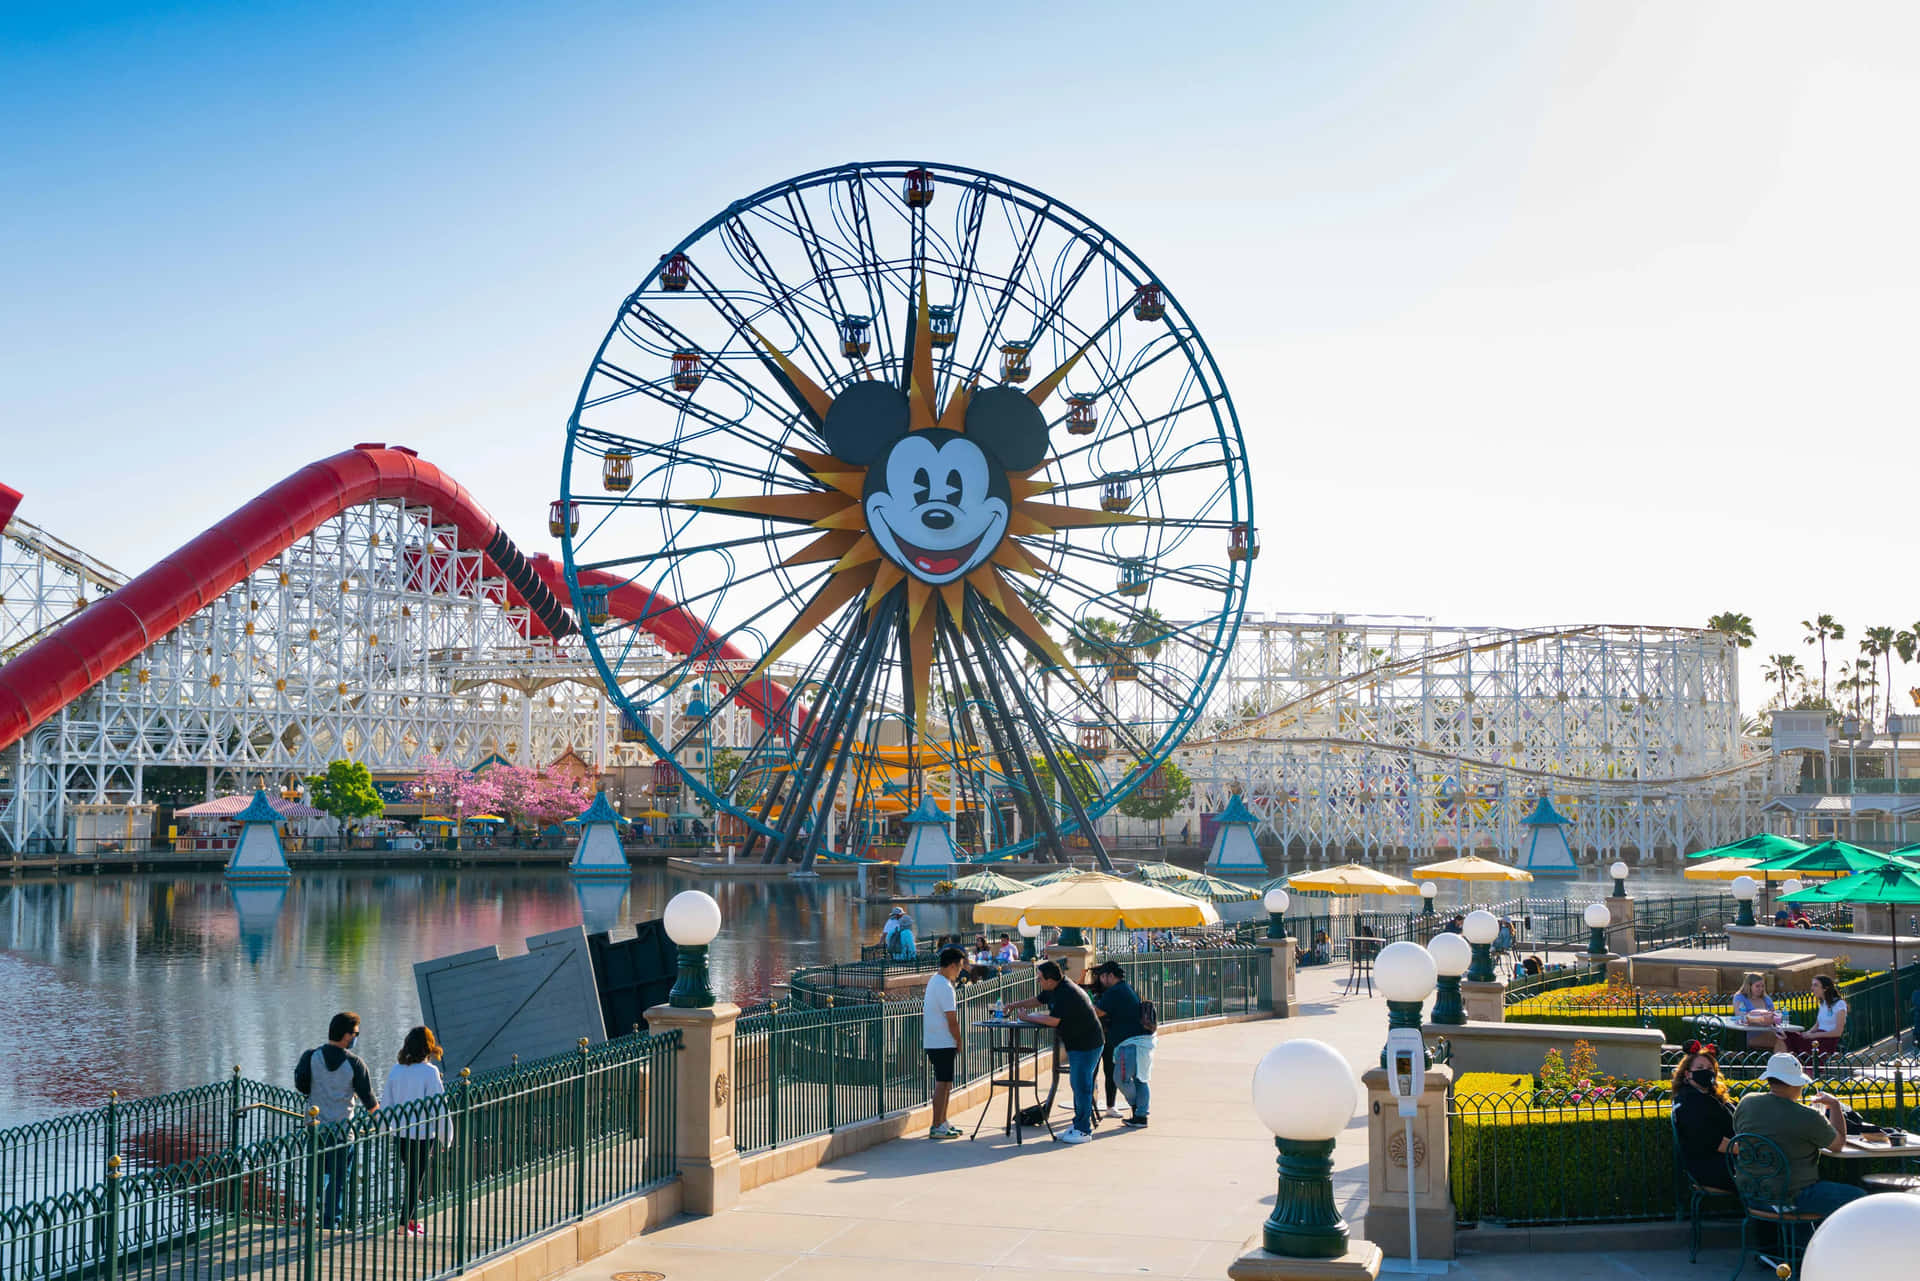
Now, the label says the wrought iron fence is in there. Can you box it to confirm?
[0,1030,679,1281]
[735,946,1266,1155]
[1452,1070,1920,1227]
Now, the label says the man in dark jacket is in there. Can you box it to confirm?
[1007,962,1105,1143]
[295,1012,379,1228]
[1094,962,1152,1126]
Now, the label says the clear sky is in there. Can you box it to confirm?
[4,1,1915,715]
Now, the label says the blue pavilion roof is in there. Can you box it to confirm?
[1522,796,1573,826]
[1216,793,1258,826]
[905,797,950,825]
[235,789,284,825]
[577,792,622,826]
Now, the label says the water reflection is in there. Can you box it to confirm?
[0,869,982,1132]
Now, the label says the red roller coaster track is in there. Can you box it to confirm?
[0,444,781,753]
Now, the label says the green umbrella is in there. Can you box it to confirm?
[1782,864,1920,1007]
[1166,871,1260,904]
[1132,860,1198,883]
[1026,866,1088,887]
[947,869,1032,898]
[1688,833,1809,860]
[1748,839,1917,878]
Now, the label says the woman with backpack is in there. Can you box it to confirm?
[1093,962,1156,1127]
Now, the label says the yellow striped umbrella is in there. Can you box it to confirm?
[1284,863,1421,896]
[973,872,1221,929]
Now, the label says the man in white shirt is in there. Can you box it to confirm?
[923,947,966,1139]
[994,934,1019,965]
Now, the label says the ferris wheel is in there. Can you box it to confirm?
[559,161,1253,870]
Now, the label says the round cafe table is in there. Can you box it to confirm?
[969,1018,1056,1145]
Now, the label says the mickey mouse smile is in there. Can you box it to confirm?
[863,430,1010,586]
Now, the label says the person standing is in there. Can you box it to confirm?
[889,914,918,961]
[923,947,966,1139]
[294,1012,379,1229]
[1007,961,1105,1144]
[1094,962,1154,1127]
[383,1026,453,1237]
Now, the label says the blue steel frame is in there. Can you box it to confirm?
[559,161,1253,861]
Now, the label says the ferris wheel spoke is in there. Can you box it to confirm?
[1045,387,1230,469]
[957,201,1049,388]
[615,308,824,454]
[843,173,901,375]
[719,218,843,383]
[1039,538,1232,597]
[573,525,818,575]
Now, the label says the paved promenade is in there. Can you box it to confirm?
[570,964,1725,1281]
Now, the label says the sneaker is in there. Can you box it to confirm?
[1104,1107,1124,1119]
[1124,1115,1149,1127]
[1056,1128,1092,1145]
[929,1124,960,1140]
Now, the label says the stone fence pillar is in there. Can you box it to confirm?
[642,1002,742,1215]
[1361,1063,1454,1260]
[1046,943,1096,985]
[1460,979,1505,1023]
[1606,895,1638,956]
[1259,938,1300,1017]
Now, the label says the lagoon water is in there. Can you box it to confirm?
[0,863,1703,1130]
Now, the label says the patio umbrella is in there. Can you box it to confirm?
[947,869,1032,898]
[1687,833,1808,860]
[417,816,455,826]
[1165,871,1260,904]
[1746,839,1917,878]
[972,872,1221,929]
[1782,864,1920,1005]
[1132,860,1198,883]
[467,814,505,824]
[1411,854,1535,883]
[1682,856,1770,880]
[1285,863,1421,896]
[1025,866,1090,888]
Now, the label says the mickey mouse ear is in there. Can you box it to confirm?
[964,385,1049,470]
[821,381,910,465]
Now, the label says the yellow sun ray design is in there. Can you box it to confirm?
[689,285,1137,726]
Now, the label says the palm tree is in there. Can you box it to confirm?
[1126,606,1169,662]
[1706,612,1755,649]
[1864,628,1898,725]
[1802,615,1844,704]
[1761,653,1803,707]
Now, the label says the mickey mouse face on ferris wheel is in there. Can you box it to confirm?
[822,382,1050,586]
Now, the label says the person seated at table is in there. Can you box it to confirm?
[1670,1042,1735,1192]
[1298,931,1331,966]
[1731,1053,1867,1216]
[994,933,1019,965]
[1731,974,1779,1029]
[1784,974,1847,1056]
[1521,955,1544,977]
[969,935,999,980]
[1774,908,1792,928]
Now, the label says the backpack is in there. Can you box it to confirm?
[1137,999,1159,1035]
[889,928,916,960]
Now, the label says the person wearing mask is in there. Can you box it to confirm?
[1094,962,1154,1127]
[294,1012,379,1229]
[922,948,966,1139]
[383,1026,452,1237]
[1006,962,1105,1144]
[1731,1054,1866,1216]
[1669,1042,1734,1192]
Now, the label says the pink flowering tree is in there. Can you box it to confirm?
[489,764,595,833]
[407,757,506,818]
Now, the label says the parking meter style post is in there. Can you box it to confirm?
[1386,1025,1426,1269]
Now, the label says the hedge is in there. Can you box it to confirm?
[1450,1071,1916,1226]
[1503,970,1882,1045]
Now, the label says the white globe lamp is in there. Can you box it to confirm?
[1250,1038,1360,1258]
[1419,880,1438,916]
[1017,915,1041,960]
[1609,860,1630,898]
[1263,886,1290,939]
[1462,908,1500,983]
[663,889,723,1007]
[1731,874,1758,927]
[1800,1191,1920,1281]
[1428,933,1471,1025]
[1583,900,1612,956]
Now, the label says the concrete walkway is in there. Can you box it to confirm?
[569,964,1735,1281]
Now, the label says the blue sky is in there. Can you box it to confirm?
[4,2,1916,709]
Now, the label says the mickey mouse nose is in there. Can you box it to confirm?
[921,510,954,531]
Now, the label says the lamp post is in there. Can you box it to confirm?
[663,889,722,1008]
[1265,886,1290,940]
[1583,901,1612,958]
[1462,909,1499,983]
[1251,1038,1362,1259]
[1731,874,1758,928]
[1017,915,1040,961]
[1428,932,1470,1025]
[1375,941,1438,1066]
[1419,880,1437,916]
[1799,1187,1920,1281]
[1610,860,1629,899]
